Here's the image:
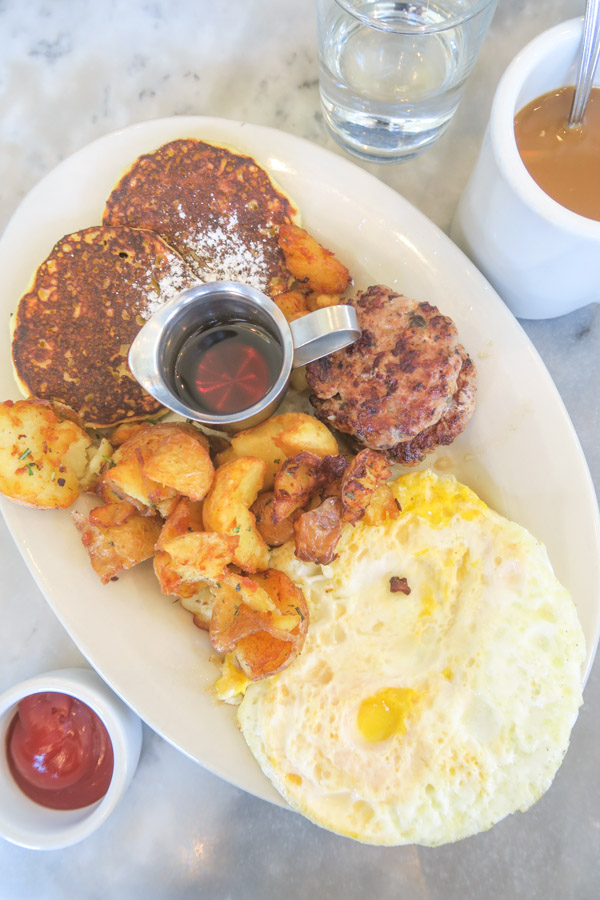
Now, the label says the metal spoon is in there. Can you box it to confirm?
[569,0,600,126]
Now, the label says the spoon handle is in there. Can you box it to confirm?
[569,0,600,126]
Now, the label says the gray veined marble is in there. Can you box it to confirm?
[0,1,598,898]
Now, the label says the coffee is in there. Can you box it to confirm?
[514,86,600,221]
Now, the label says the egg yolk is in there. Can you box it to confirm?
[214,653,250,700]
[397,472,486,526]
[357,688,420,742]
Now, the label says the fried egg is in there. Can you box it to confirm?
[237,470,585,846]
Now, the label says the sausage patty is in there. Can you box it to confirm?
[306,285,476,464]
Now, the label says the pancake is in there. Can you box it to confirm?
[11,225,197,428]
[103,138,301,296]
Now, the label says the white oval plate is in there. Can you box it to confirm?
[0,117,598,806]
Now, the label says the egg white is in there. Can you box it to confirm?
[237,471,585,846]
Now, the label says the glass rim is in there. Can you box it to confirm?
[331,0,497,35]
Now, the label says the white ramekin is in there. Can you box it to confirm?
[0,668,142,850]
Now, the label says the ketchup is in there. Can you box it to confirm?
[6,692,114,810]
[174,321,282,415]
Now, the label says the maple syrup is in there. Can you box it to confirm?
[174,321,283,415]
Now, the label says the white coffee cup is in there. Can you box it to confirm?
[451,17,600,320]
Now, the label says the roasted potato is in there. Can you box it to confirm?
[216,412,338,490]
[142,430,214,502]
[278,223,351,295]
[100,422,209,516]
[362,483,401,526]
[209,573,276,654]
[79,437,114,493]
[161,531,238,583]
[209,568,309,682]
[73,506,161,584]
[155,496,205,551]
[306,292,342,311]
[179,586,213,630]
[0,399,91,509]
[271,451,326,524]
[109,422,147,446]
[294,496,343,565]
[341,449,392,524]
[154,498,234,598]
[251,490,299,547]
[154,549,201,600]
[274,415,339,462]
[273,289,311,322]
[88,499,137,528]
[202,456,269,573]
[232,569,309,681]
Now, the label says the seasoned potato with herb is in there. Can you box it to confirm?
[161,531,239,584]
[341,448,392,524]
[202,456,269,573]
[142,430,214,502]
[179,586,213,631]
[210,568,309,681]
[251,490,299,547]
[155,496,205,551]
[0,399,91,509]
[72,505,161,584]
[100,422,210,516]
[216,412,338,490]
[274,414,339,462]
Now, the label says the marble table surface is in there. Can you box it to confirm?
[1,1,599,898]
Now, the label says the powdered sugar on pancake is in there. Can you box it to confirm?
[182,212,272,292]
[134,252,198,320]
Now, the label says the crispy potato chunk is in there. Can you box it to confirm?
[278,223,351,295]
[100,422,209,516]
[202,457,269,573]
[251,491,299,547]
[79,437,113,493]
[0,399,91,509]
[142,431,214,502]
[306,292,342,311]
[362,483,401,526]
[154,499,234,598]
[341,449,392,524]
[161,532,238,583]
[154,549,211,600]
[271,451,326,524]
[216,412,338,490]
[274,415,338,461]
[210,569,309,681]
[294,496,343,565]
[73,507,161,584]
[109,422,147,446]
[234,631,294,681]
[273,290,311,322]
[271,452,347,524]
[155,496,204,550]
[88,499,137,528]
[234,569,309,680]
[210,574,276,654]
[179,586,213,630]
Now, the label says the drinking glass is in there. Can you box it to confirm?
[317,0,497,163]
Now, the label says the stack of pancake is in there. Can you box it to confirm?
[11,139,300,428]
